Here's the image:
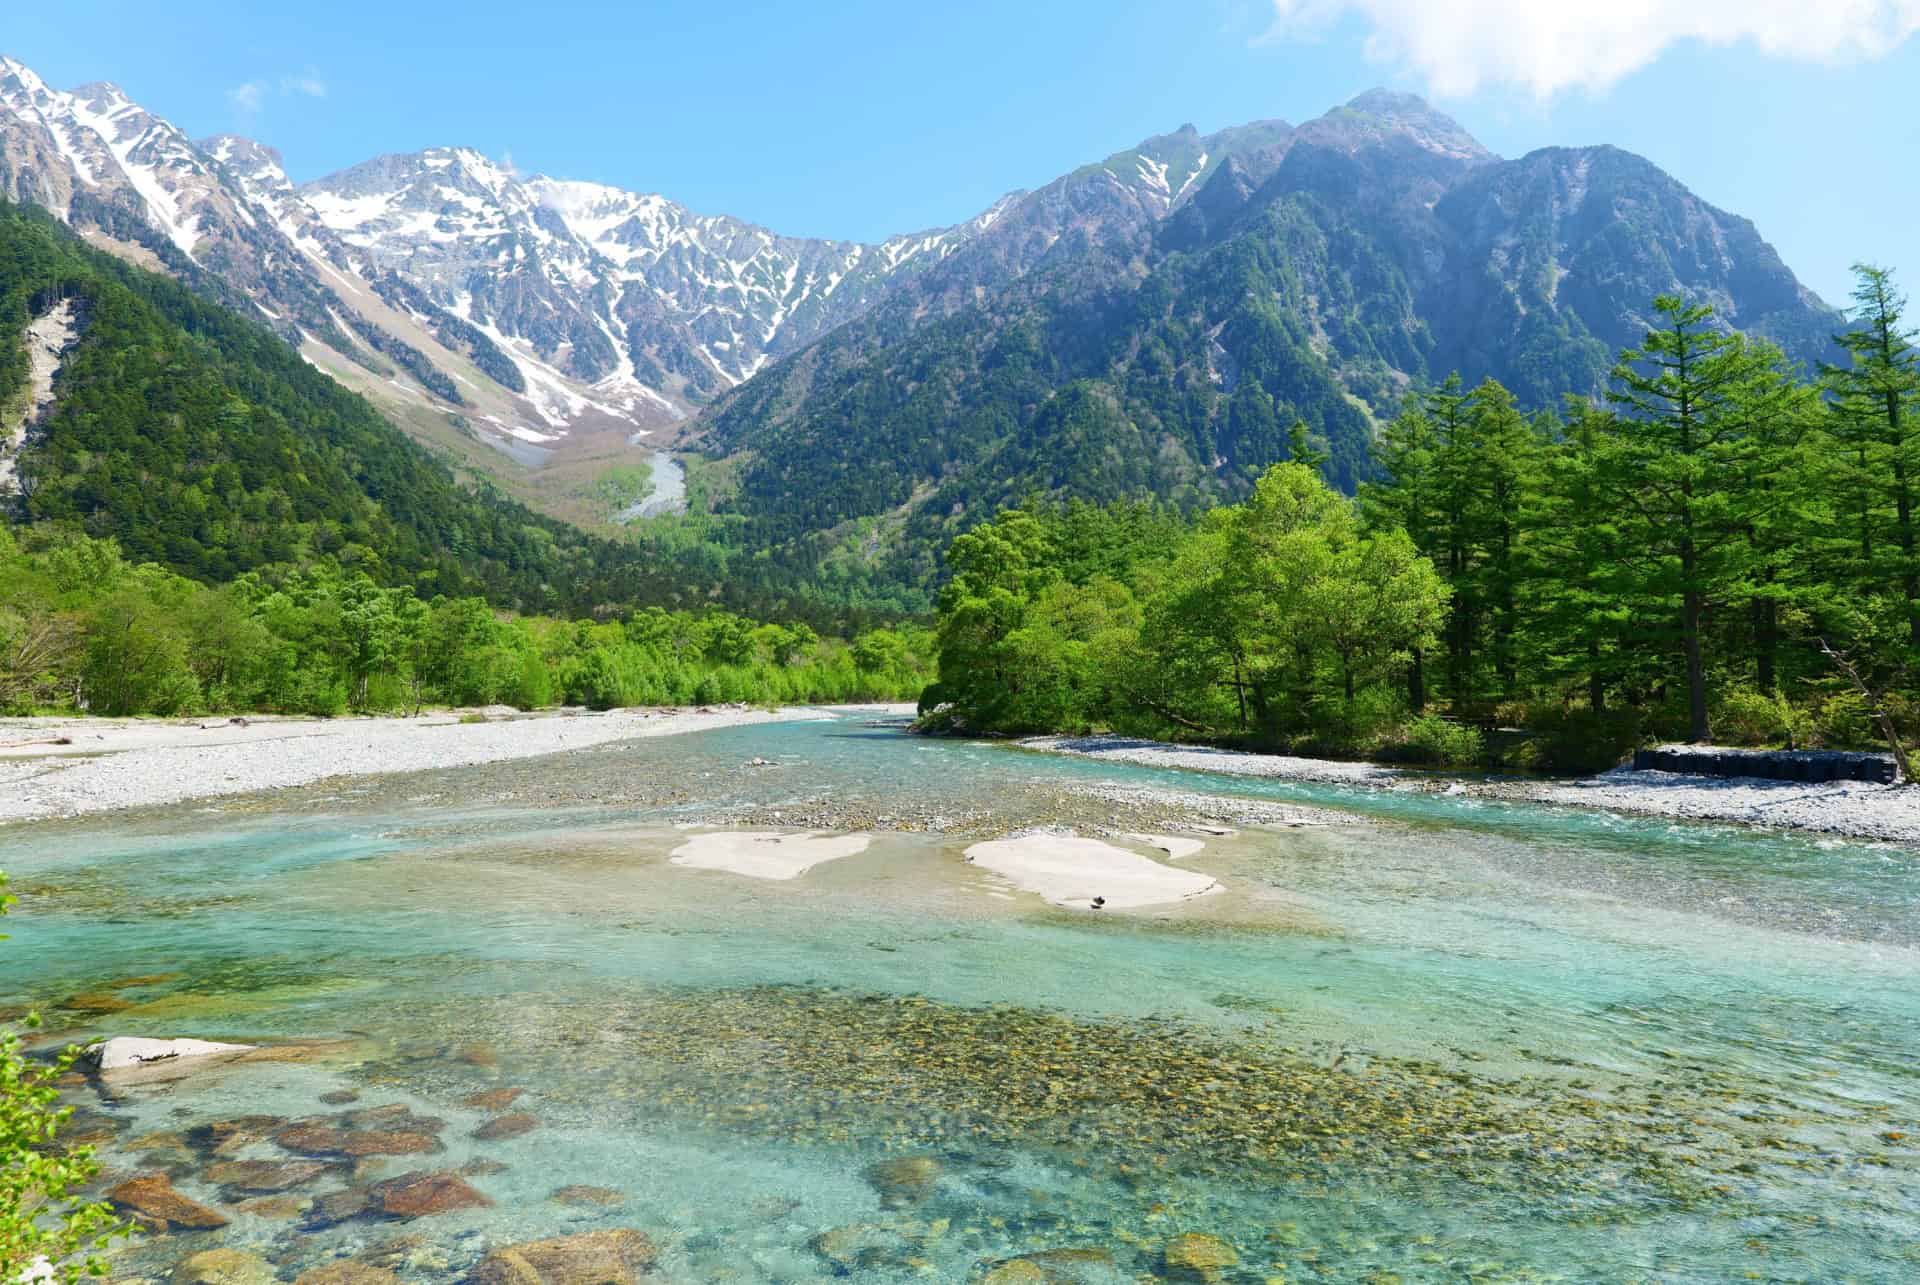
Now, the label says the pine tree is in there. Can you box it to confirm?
[1600,297,1807,742]
[1825,264,1920,651]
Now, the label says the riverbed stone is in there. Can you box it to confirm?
[84,1036,252,1072]
[865,1155,942,1206]
[170,1249,276,1285]
[462,1086,524,1111]
[367,1170,492,1218]
[106,1172,229,1231]
[470,1229,659,1284]
[303,1188,371,1229]
[232,1195,309,1219]
[319,1089,361,1105]
[810,1224,916,1272]
[187,1114,285,1157]
[292,1264,402,1285]
[1163,1233,1238,1280]
[274,1122,443,1157]
[551,1184,625,1207]
[208,1158,333,1193]
[472,1111,539,1141]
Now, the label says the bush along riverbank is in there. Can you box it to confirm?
[0,525,931,719]
[919,278,1920,782]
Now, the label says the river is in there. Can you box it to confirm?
[5,713,1916,1281]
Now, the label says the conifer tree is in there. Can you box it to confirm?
[1825,264,1920,650]
[1600,297,1806,742]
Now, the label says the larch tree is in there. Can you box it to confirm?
[1601,296,1805,743]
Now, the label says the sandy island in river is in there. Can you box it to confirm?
[669,830,874,880]
[964,831,1221,910]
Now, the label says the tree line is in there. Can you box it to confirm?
[922,267,1919,774]
[0,526,930,718]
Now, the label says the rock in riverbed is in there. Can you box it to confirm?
[84,1036,252,1074]
[171,1248,276,1285]
[367,1170,492,1218]
[1162,1232,1238,1281]
[471,1229,659,1284]
[106,1172,229,1230]
[865,1156,942,1206]
[472,1111,539,1141]
[207,1158,333,1193]
[292,1264,402,1285]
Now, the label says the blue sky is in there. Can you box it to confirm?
[8,0,1917,307]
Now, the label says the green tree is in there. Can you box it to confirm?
[0,874,129,1282]
[1599,297,1807,742]
[1824,264,1920,650]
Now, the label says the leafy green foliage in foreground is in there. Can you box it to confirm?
[0,528,930,717]
[927,271,1920,771]
[0,876,126,1283]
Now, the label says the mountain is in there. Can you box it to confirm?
[687,90,1841,594]
[0,56,1846,613]
[0,55,1038,493]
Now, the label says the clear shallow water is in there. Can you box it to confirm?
[4,716,1917,1282]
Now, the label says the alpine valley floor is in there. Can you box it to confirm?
[6,712,1917,1282]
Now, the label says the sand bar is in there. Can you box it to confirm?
[964,831,1221,910]
[669,830,873,880]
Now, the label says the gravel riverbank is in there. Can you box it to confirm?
[0,706,829,825]
[1025,735,1920,847]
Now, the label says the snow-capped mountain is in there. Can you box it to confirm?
[0,52,1326,465]
[0,54,1028,453]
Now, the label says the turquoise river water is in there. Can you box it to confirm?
[2,713,1916,1282]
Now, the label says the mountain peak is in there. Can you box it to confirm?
[1301,88,1493,164]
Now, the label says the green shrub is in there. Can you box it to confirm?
[1716,686,1813,748]
[1818,692,1876,749]
[1393,713,1485,767]
[1517,705,1644,776]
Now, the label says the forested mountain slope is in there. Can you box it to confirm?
[0,198,820,619]
[690,92,1840,591]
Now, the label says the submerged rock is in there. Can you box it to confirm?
[865,1156,942,1207]
[1162,1233,1238,1281]
[981,1247,1117,1283]
[982,1263,1050,1285]
[303,1187,371,1229]
[232,1194,310,1220]
[208,1158,333,1193]
[170,1248,276,1285]
[187,1114,286,1157]
[106,1172,229,1231]
[367,1170,492,1219]
[292,1264,402,1285]
[471,1229,659,1284]
[462,1086,524,1111]
[810,1223,919,1272]
[274,1121,443,1157]
[551,1185,625,1207]
[319,1089,361,1105]
[471,1111,539,1141]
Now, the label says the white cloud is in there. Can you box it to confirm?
[226,80,266,114]
[1265,0,1920,96]
[227,69,328,117]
